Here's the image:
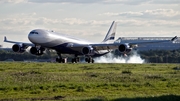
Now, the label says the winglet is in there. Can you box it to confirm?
[171,36,178,41]
[4,36,7,42]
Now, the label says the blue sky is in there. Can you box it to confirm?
[0,0,180,47]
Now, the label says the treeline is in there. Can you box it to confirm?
[0,49,180,63]
[0,49,57,61]
[139,49,180,63]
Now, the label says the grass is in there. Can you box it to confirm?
[0,62,179,100]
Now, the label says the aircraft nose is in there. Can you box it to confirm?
[28,31,40,43]
[28,30,49,44]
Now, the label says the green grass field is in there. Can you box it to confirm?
[0,62,180,101]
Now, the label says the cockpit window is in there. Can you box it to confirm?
[30,32,38,34]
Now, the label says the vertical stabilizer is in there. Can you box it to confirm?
[102,21,117,43]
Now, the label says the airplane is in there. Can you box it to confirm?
[4,21,177,63]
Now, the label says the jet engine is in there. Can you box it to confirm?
[12,44,26,53]
[81,46,94,55]
[118,44,132,54]
[30,47,45,55]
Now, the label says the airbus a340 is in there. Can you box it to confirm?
[4,21,177,63]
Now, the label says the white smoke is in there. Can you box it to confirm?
[94,51,145,63]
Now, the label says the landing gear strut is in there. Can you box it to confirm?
[71,55,80,63]
[85,57,94,63]
[55,53,95,63]
[56,53,66,63]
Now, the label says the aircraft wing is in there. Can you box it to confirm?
[4,36,35,47]
[128,36,177,45]
[68,36,178,52]
[94,36,178,50]
[91,43,118,51]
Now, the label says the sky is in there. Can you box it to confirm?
[0,0,180,48]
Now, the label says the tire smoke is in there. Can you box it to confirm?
[94,51,145,63]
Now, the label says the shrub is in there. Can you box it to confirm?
[122,70,132,74]
[76,86,85,92]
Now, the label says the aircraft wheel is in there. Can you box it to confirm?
[92,59,94,63]
[85,58,89,62]
[56,58,64,63]
[62,58,66,63]
[85,58,94,63]
[72,58,78,63]
[76,57,80,62]
[88,58,91,63]
[56,58,60,63]
[71,58,75,63]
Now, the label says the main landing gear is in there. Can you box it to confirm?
[71,55,94,63]
[56,53,80,63]
[85,57,94,63]
[56,53,66,63]
[71,55,80,63]
[56,53,95,63]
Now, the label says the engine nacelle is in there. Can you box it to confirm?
[118,44,132,54]
[81,46,94,55]
[12,44,26,53]
[30,47,37,55]
[30,47,45,55]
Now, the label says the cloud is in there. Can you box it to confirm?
[104,0,150,5]
[102,12,143,17]
[116,19,180,27]
[1,13,180,31]
[144,9,180,18]
[1,17,179,29]
[102,9,180,19]
[28,0,102,4]
[0,0,27,3]
[1,0,180,5]
[27,0,180,5]
[150,0,180,4]
[0,0,103,4]
[118,30,180,37]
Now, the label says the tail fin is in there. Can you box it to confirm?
[102,21,117,43]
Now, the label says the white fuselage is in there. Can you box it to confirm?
[28,29,93,47]
[28,29,109,56]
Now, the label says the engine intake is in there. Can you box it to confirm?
[30,47,45,55]
[12,44,26,53]
[82,46,94,55]
[118,44,132,54]
[30,47,37,55]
